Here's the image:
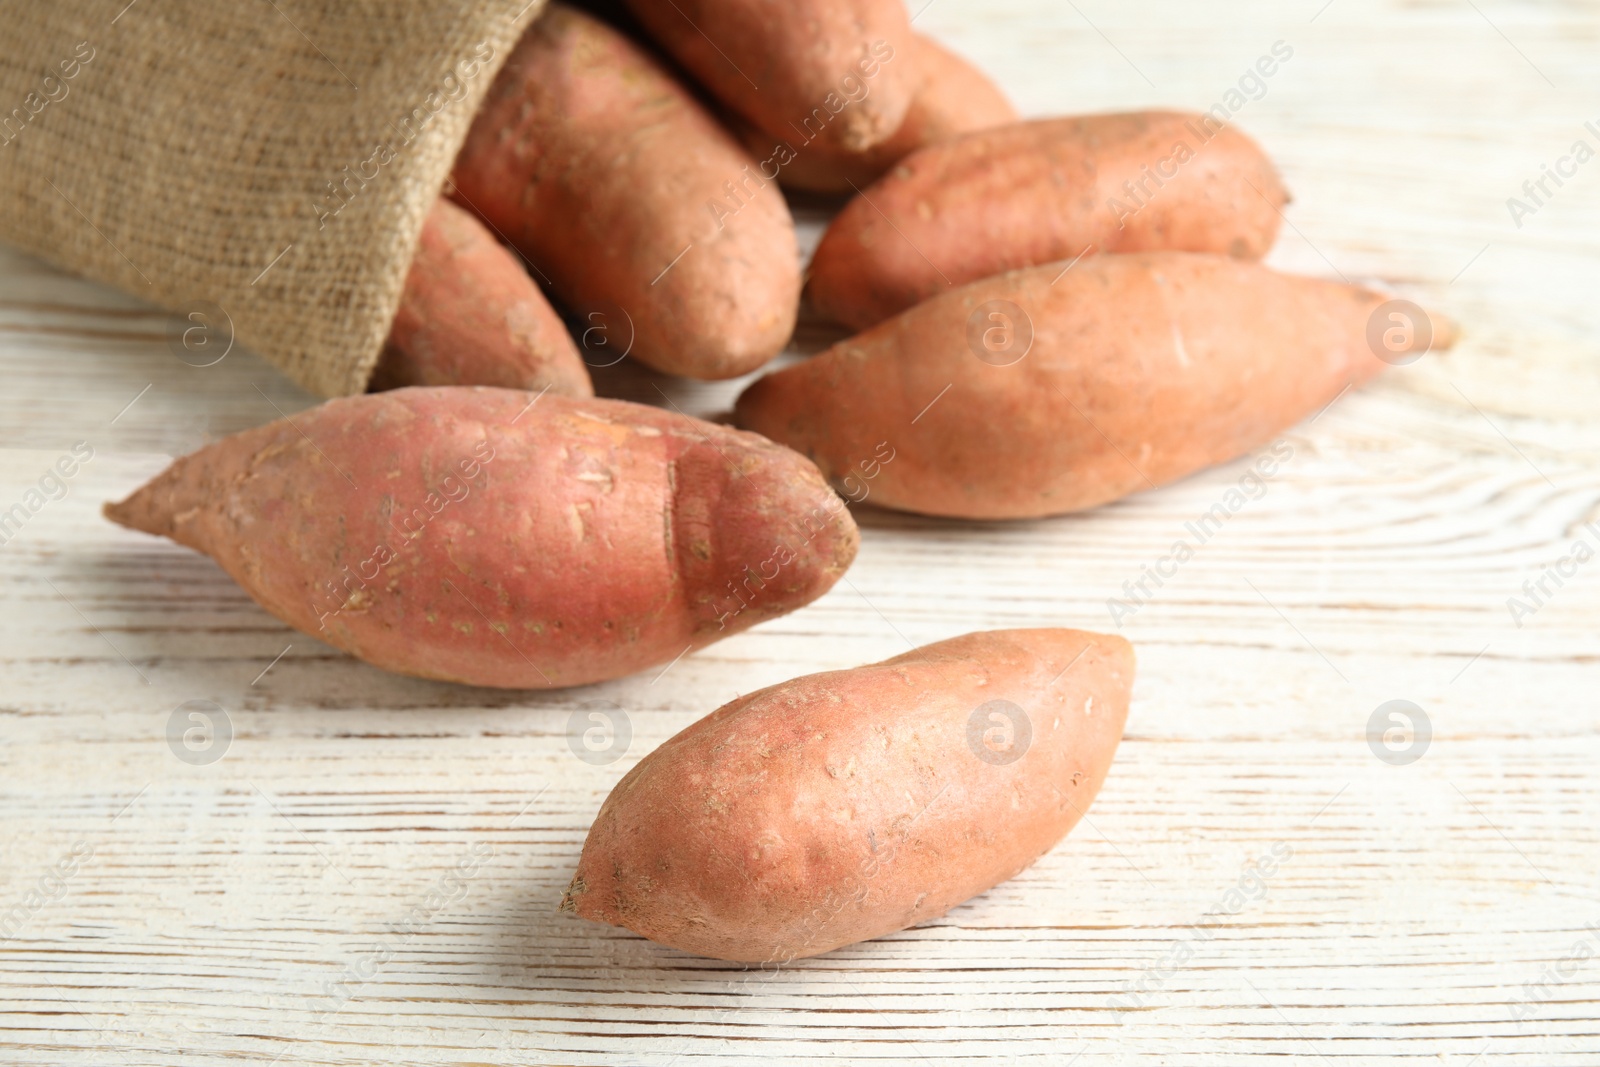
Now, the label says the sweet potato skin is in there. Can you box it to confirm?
[563,628,1133,961]
[373,199,592,397]
[749,34,1018,195]
[806,112,1290,329]
[103,388,857,689]
[451,3,799,380]
[740,253,1445,520]
[622,0,917,153]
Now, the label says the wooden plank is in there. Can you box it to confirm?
[3,1,1599,1063]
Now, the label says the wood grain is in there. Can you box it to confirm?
[2,1,1599,1064]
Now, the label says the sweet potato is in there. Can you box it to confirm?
[103,388,857,689]
[746,34,1018,196]
[372,198,592,396]
[563,627,1133,961]
[622,0,918,154]
[451,3,799,380]
[806,111,1289,330]
[739,252,1454,520]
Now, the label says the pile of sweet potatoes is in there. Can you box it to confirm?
[108,0,1456,963]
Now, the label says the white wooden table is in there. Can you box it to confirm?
[3,1,1598,1063]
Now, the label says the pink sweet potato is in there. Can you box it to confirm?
[807,111,1289,330]
[563,627,1134,961]
[451,3,800,380]
[373,198,592,396]
[747,33,1018,196]
[103,388,857,689]
[623,0,918,154]
[740,252,1454,519]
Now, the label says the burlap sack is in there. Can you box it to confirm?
[0,0,545,397]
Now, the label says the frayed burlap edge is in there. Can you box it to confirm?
[0,0,545,397]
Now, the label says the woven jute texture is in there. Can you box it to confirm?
[0,0,544,397]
